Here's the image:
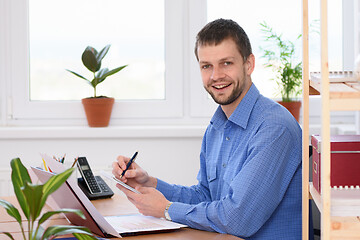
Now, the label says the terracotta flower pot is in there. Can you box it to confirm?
[81,97,115,127]
[278,101,302,122]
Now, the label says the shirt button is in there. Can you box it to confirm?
[225,137,230,141]
[222,163,227,168]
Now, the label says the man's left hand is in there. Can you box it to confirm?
[117,184,170,219]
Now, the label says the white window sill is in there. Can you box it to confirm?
[0,125,208,139]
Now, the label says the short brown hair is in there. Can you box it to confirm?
[194,18,252,61]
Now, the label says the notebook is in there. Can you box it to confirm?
[31,154,186,238]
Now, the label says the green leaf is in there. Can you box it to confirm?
[34,225,45,240]
[94,68,110,86]
[38,168,75,218]
[10,158,31,219]
[0,232,15,240]
[97,65,128,84]
[66,69,90,82]
[90,77,100,89]
[41,225,97,240]
[82,46,100,73]
[73,232,98,240]
[96,44,111,63]
[0,199,22,224]
[22,182,44,222]
[38,208,85,225]
[96,68,110,79]
[259,21,302,100]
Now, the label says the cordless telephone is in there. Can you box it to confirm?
[76,157,113,200]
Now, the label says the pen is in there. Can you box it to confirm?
[120,151,138,178]
[71,157,78,168]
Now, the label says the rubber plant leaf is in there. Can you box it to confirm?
[66,69,90,82]
[95,68,110,85]
[96,44,110,63]
[10,158,31,219]
[97,65,128,84]
[82,46,100,73]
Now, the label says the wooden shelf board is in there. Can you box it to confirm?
[309,183,360,216]
[331,216,360,239]
[309,79,360,111]
[309,79,360,99]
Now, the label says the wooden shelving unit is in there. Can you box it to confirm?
[302,0,360,239]
[310,74,360,111]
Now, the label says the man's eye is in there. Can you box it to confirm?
[224,62,232,66]
[201,65,210,69]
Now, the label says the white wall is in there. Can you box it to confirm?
[0,126,205,196]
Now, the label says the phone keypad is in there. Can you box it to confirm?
[84,171,101,193]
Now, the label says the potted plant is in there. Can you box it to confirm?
[67,44,127,127]
[0,158,97,240]
[260,21,302,122]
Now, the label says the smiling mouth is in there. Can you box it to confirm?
[213,83,231,90]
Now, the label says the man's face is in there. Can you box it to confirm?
[197,38,251,107]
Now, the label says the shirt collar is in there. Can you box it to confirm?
[210,83,260,130]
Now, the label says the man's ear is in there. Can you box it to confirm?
[245,54,255,75]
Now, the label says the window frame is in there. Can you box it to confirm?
[187,0,218,117]
[6,0,185,125]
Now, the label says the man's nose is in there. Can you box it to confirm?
[211,66,225,80]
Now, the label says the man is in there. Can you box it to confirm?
[113,19,302,239]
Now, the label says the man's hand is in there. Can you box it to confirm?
[112,155,157,188]
[117,184,170,219]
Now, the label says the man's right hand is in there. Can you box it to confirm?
[112,155,157,189]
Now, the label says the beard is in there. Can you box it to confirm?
[207,85,242,105]
[204,73,247,106]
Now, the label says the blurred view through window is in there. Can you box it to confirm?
[29,0,165,101]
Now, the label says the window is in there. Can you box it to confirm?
[7,0,184,124]
[29,0,165,101]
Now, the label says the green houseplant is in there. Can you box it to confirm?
[260,21,302,121]
[0,158,97,240]
[67,44,127,127]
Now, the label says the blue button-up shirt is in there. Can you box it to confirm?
[157,84,302,239]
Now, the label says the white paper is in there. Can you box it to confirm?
[100,170,140,194]
[105,214,187,234]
